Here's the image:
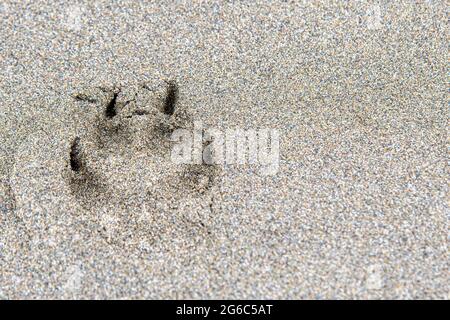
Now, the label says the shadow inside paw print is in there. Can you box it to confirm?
[67,81,219,254]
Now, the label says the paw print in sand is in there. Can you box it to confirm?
[68,81,220,253]
[10,80,219,255]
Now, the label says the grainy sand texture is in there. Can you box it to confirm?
[0,1,448,299]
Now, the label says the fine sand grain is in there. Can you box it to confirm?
[0,1,448,299]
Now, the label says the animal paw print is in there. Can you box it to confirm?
[67,80,219,254]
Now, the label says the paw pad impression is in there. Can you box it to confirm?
[68,80,219,254]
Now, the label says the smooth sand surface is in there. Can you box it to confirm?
[0,1,448,299]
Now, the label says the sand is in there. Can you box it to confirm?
[0,1,448,299]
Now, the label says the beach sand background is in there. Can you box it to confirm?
[0,1,448,299]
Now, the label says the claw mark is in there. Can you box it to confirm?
[73,93,97,103]
[105,92,119,118]
[209,194,214,213]
[163,81,178,115]
[125,109,150,118]
[70,137,82,172]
